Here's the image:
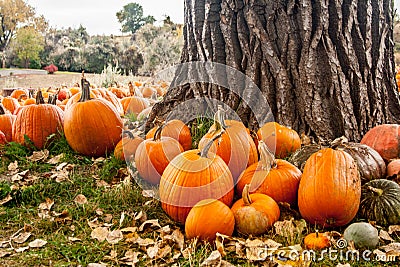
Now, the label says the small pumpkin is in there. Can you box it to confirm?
[303,231,330,250]
[185,199,235,242]
[236,140,302,206]
[146,119,192,151]
[387,159,400,177]
[257,122,301,159]
[361,124,400,162]
[298,148,361,227]
[120,96,149,116]
[114,131,144,161]
[10,89,28,100]
[231,184,280,236]
[135,126,184,185]
[343,222,379,249]
[159,131,234,224]
[0,104,16,142]
[359,179,400,226]
[1,97,20,114]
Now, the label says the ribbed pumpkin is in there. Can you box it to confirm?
[0,104,16,142]
[236,141,302,206]
[303,231,330,250]
[198,107,258,182]
[231,184,280,236]
[146,119,192,151]
[298,148,361,227]
[114,131,144,161]
[12,91,64,149]
[159,132,234,224]
[361,124,400,162]
[92,88,124,116]
[257,122,301,159]
[359,179,400,226]
[185,199,235,242]
[10,89,28,100]
[135,126,183,185]
[64,76,123,157]
[120,96,149,116]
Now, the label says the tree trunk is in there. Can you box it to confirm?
[147,0,400,142]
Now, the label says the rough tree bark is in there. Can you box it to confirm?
[147,0,400,142]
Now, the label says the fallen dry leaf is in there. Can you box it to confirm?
[28,239,47,248]
[0,195,12,206]
[120,227,137,233]
[39,198,54,210]
[135,237,155,247]
[388,225,400,235]
[47,154,64,164]
[142,190,156,198]
[200,250,221,266]
[68,237,81,242]
[0,250,11,258]
[74,194,88,205]
[274,219,307,245]
[336,264,351,267]
[8,161,18,172]
[147,244,159,259]
[56,162,69,171]
[379,230,394,242]
[91,227,109,242]
[156,245,171,259]
[12,232,31,244]
[15,246,29,253]
[138,219,161,232]
[51,170,70,183]
[120,250,140,266]
[87,263,107,267]
[106,230,123,244]
[27,150,49,162]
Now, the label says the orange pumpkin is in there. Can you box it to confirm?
[114,131,144,161]
[160,132,234,224]
[361,124,400,162]
[236,141,302,206]
[0,104,16,142]
[146,119,192,151]
[304,231,330,250]
[12,91,64,149]
[257,122,301,159]
[108,86,127,98]
[1,97,20,114]
[135,126,183,184]
[120,96,149,116]
[298,148,361,227]
[387,159,400,177]
[0,130,7,145]
[10,89,28,100]
[92,88,124,116]
[64,76,123,157]
[231,184,280,236]
[69,87,80,96]
[198,107,258,182]
[185,199,235,242]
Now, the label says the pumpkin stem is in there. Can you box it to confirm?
[212,105,227,132]
[200,129,225,158]
[36,91,45,104]
[153,124,164,141]
[242,184,252,206]
[79,71,91,102]
[367,186,384,196]
[315,230,319,238]
[128,81,135,96]
[0,104,6,115]
[330,136,349,148]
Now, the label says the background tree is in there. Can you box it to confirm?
[10,26,44,68]
[148,0,400,142]
[0,0,47,53]
[116,2,155,34]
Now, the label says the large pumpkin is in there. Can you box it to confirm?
[236,141,302,206]
[298,148,361,227]
[361,124,400,162]
[135,126,183,185]
[257,122,301,159]
[159,132,234,224]
[64,77,123,157]
[146,119,192,151]
[359,179,400,226]
[12,91,64,149]
[0,104,16,142]
[198,107,258,182]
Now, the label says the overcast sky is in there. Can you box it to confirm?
[26,0,184,36]
[26,1,400,36]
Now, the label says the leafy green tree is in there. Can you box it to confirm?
[10,26,44,68]
[116,3,155,34]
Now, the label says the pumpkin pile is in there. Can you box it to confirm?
[3,77,400,251]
